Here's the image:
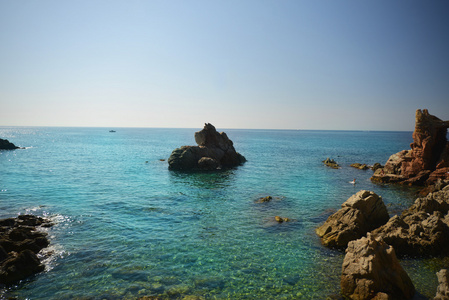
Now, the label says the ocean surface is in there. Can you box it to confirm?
[0,127,446,299]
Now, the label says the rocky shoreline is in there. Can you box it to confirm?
[0,215,53,285]
[0,138,22,150]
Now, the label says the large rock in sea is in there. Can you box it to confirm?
[0,215,53,285]
[372,109,449,185]
[371,185,449,257]
[341,234,415,300]
[316,190,389,248]
[168,123,246,171]
[0,138,20,150]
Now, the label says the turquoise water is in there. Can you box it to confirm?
[0,127,442,299]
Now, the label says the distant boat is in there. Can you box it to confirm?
[109,130,116,133]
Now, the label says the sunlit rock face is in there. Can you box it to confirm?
[168,123,246,171]
[341,234,415,300]
[372,109,449,185]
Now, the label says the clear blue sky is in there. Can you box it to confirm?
[1,0,448,130]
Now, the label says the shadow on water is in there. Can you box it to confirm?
[168,168,236,190]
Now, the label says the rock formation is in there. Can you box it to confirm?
[372,109,449,185]
[371,185,449,257]
[323,158,340,169]
[168,124,246,171]
[435,269,449,300]
[0,138,20,150]
[316,190,389,248]
[0,215,53,285]
[341,234,415,300]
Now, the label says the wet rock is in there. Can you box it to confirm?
[274,216,291,223]
[435,269,449,300]
[350,163,369,170]
[255,196,273,203]
[316,190,389,248]
[323,158,340,169]
[0,215,53,285]
[341,234,415,300]
[168,123,246,171]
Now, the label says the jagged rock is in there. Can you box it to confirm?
[435,269,449,300]
[371,163,383,171]
[168,124,246,171]
[372,109,449,185]
[316,190,389,248]
[350,163,369,170]
[323,158,340,169]
[371,186,449,257]
[341,234,415,300]
[0,138,20,150]
[0,215,52,285]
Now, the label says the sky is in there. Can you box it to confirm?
[1,0,448,131]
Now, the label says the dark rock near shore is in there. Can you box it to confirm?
[341,234,415,300]
[0,215,53,285]
[371,185,449,257]
[168,124,246,171]
[372,109,449,185]
[0,138,20,150]
[316,190,389,248]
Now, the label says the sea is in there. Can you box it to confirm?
[0,127,447,299]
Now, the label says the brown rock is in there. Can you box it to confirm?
[316,190,389,248]
[341,234,415,300]
[435,269,449,300]
[350,163,369,170]
[371,187,449,257]
[372,109,449,185]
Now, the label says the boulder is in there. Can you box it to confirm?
[350,163,369,170]
[372,109,449,185]
[0,138,20,150]
[0,215,53,285]
[168,124,246,171]
[371,186,449,257]
[316,190,389,248]
[323,158,340,169]
[341,234,415,300]
[435,269,449,300]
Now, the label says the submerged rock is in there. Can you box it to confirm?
[0,138,20,150]
[168,123,246,171]
[316,190,389,248]
[341,234,415,300]
[0,215,53,285]
[372,109,449,185]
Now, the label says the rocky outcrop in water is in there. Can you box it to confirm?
[316,190,389,248]
[0,215,53,285]
[168,124,246,171]
[341,234,415,300]
[372,109,449,185]
[323,158,340,169]
[371,185,449,257]
[0,138,20,150]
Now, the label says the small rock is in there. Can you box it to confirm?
[435,269,449,300]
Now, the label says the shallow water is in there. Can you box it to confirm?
[0,127,443,299]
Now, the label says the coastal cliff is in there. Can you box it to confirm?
[372,109,449,185]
